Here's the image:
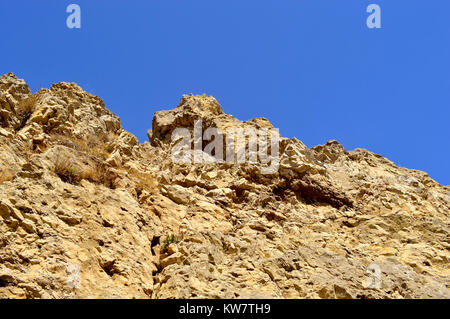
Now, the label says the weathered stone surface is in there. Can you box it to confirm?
[0,73,448,299]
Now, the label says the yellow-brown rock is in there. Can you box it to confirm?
[0,73,448,299]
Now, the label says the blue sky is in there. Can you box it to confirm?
[1,1,449,185]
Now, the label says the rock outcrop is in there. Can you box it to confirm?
[0,73,448,299]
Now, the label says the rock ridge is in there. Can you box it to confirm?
[0,73,448,299]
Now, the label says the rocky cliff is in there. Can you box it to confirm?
[0,73,448,299]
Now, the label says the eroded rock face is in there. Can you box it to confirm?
[0,73,449,299]
[0,73,33,130]
[151,94,275,146]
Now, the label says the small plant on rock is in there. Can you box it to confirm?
[52,155,79,184]
[16,95,36,131]
[161,233,183,254]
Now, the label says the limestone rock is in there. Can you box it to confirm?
[0,73,449,299]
